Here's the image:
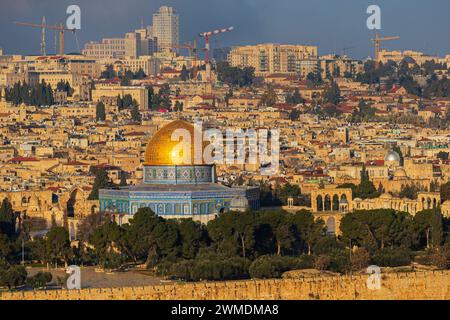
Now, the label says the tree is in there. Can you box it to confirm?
[224,87,233,106]
[96,102,106,122]
[0,198,15,237]
[147,87,154,110]
[291,89,304,104]
[174,101,183,112]
[259,86,277,107]
[437,152,449,161]
[351,99,376,122]
[233,212,258,259]
[122,94,133,109]
[120,76,131,86]
[26,272,52,289]
[278,183,301,205]
[56,81,74,96]
[0,265,27,290]
[77,212,110,243]
[249,255,312,279]
[323,81,341,105]
[91,221,125,269]
[350,248,370,271]
[130,102,142,123]
[4,80,54,106]
[357,165,379,199]
[123,208,166,263]
[414,210,443,249]
[46,227,72,267]
[177,219,209,260]
[322,104,342,118]
[0,234,12,259]
[180,65,190,81]
[135,68,146,79]
[399,184,421,200]
[88,168,115,200]
[341,210,414,252]
[306,71,323,86]
[119,171,128,187]
[289,109,301,121]
[101,64,117,79]
[291,210,324,255]
[441,181,450,202]
[207,212,250,258]
[216,62,255,87]
[259,211,296,256]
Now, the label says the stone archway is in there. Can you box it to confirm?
[311,188,353,213]
[332,195,339,211]
[317,195,323,212]
[324,195,331,211]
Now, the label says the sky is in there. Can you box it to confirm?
[0,0,449,59]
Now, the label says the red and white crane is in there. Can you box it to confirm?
[199,26,234,81]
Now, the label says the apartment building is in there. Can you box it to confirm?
[228,43,318,76]
[320,54,364,79]
[378,50,446,66]
[122,56,161,76]
[91,86,149,110]
[83,38,127,59]
[152,6,179,52]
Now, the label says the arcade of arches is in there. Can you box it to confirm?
[310,187,443,235]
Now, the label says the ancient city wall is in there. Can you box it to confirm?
[2,271,450,300]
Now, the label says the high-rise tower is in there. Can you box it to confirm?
[152,6,179,52]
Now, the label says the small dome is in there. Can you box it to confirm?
[385,150,401,162]
[380,193,393,199]
[394,168,407,179]
[230,196,249,212]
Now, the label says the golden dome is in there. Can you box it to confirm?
[144,120,208,166]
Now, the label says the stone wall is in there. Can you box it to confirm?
[2,271,450,300]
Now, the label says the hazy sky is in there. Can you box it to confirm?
[0,0,449,59]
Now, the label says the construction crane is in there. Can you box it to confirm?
[199,26,234,81]
[15,20,77,56]
[173,40,207,80]
[41,17,46,56]
[371,32,400,65]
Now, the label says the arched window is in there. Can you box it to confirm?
[324,195,331,211]
[332,195,339,211]
[317,195,323,212]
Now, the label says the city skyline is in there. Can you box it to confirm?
[0,0,449,59]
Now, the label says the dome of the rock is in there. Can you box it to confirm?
[144,120,207,166]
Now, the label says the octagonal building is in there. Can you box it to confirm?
[99,120,260,224]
